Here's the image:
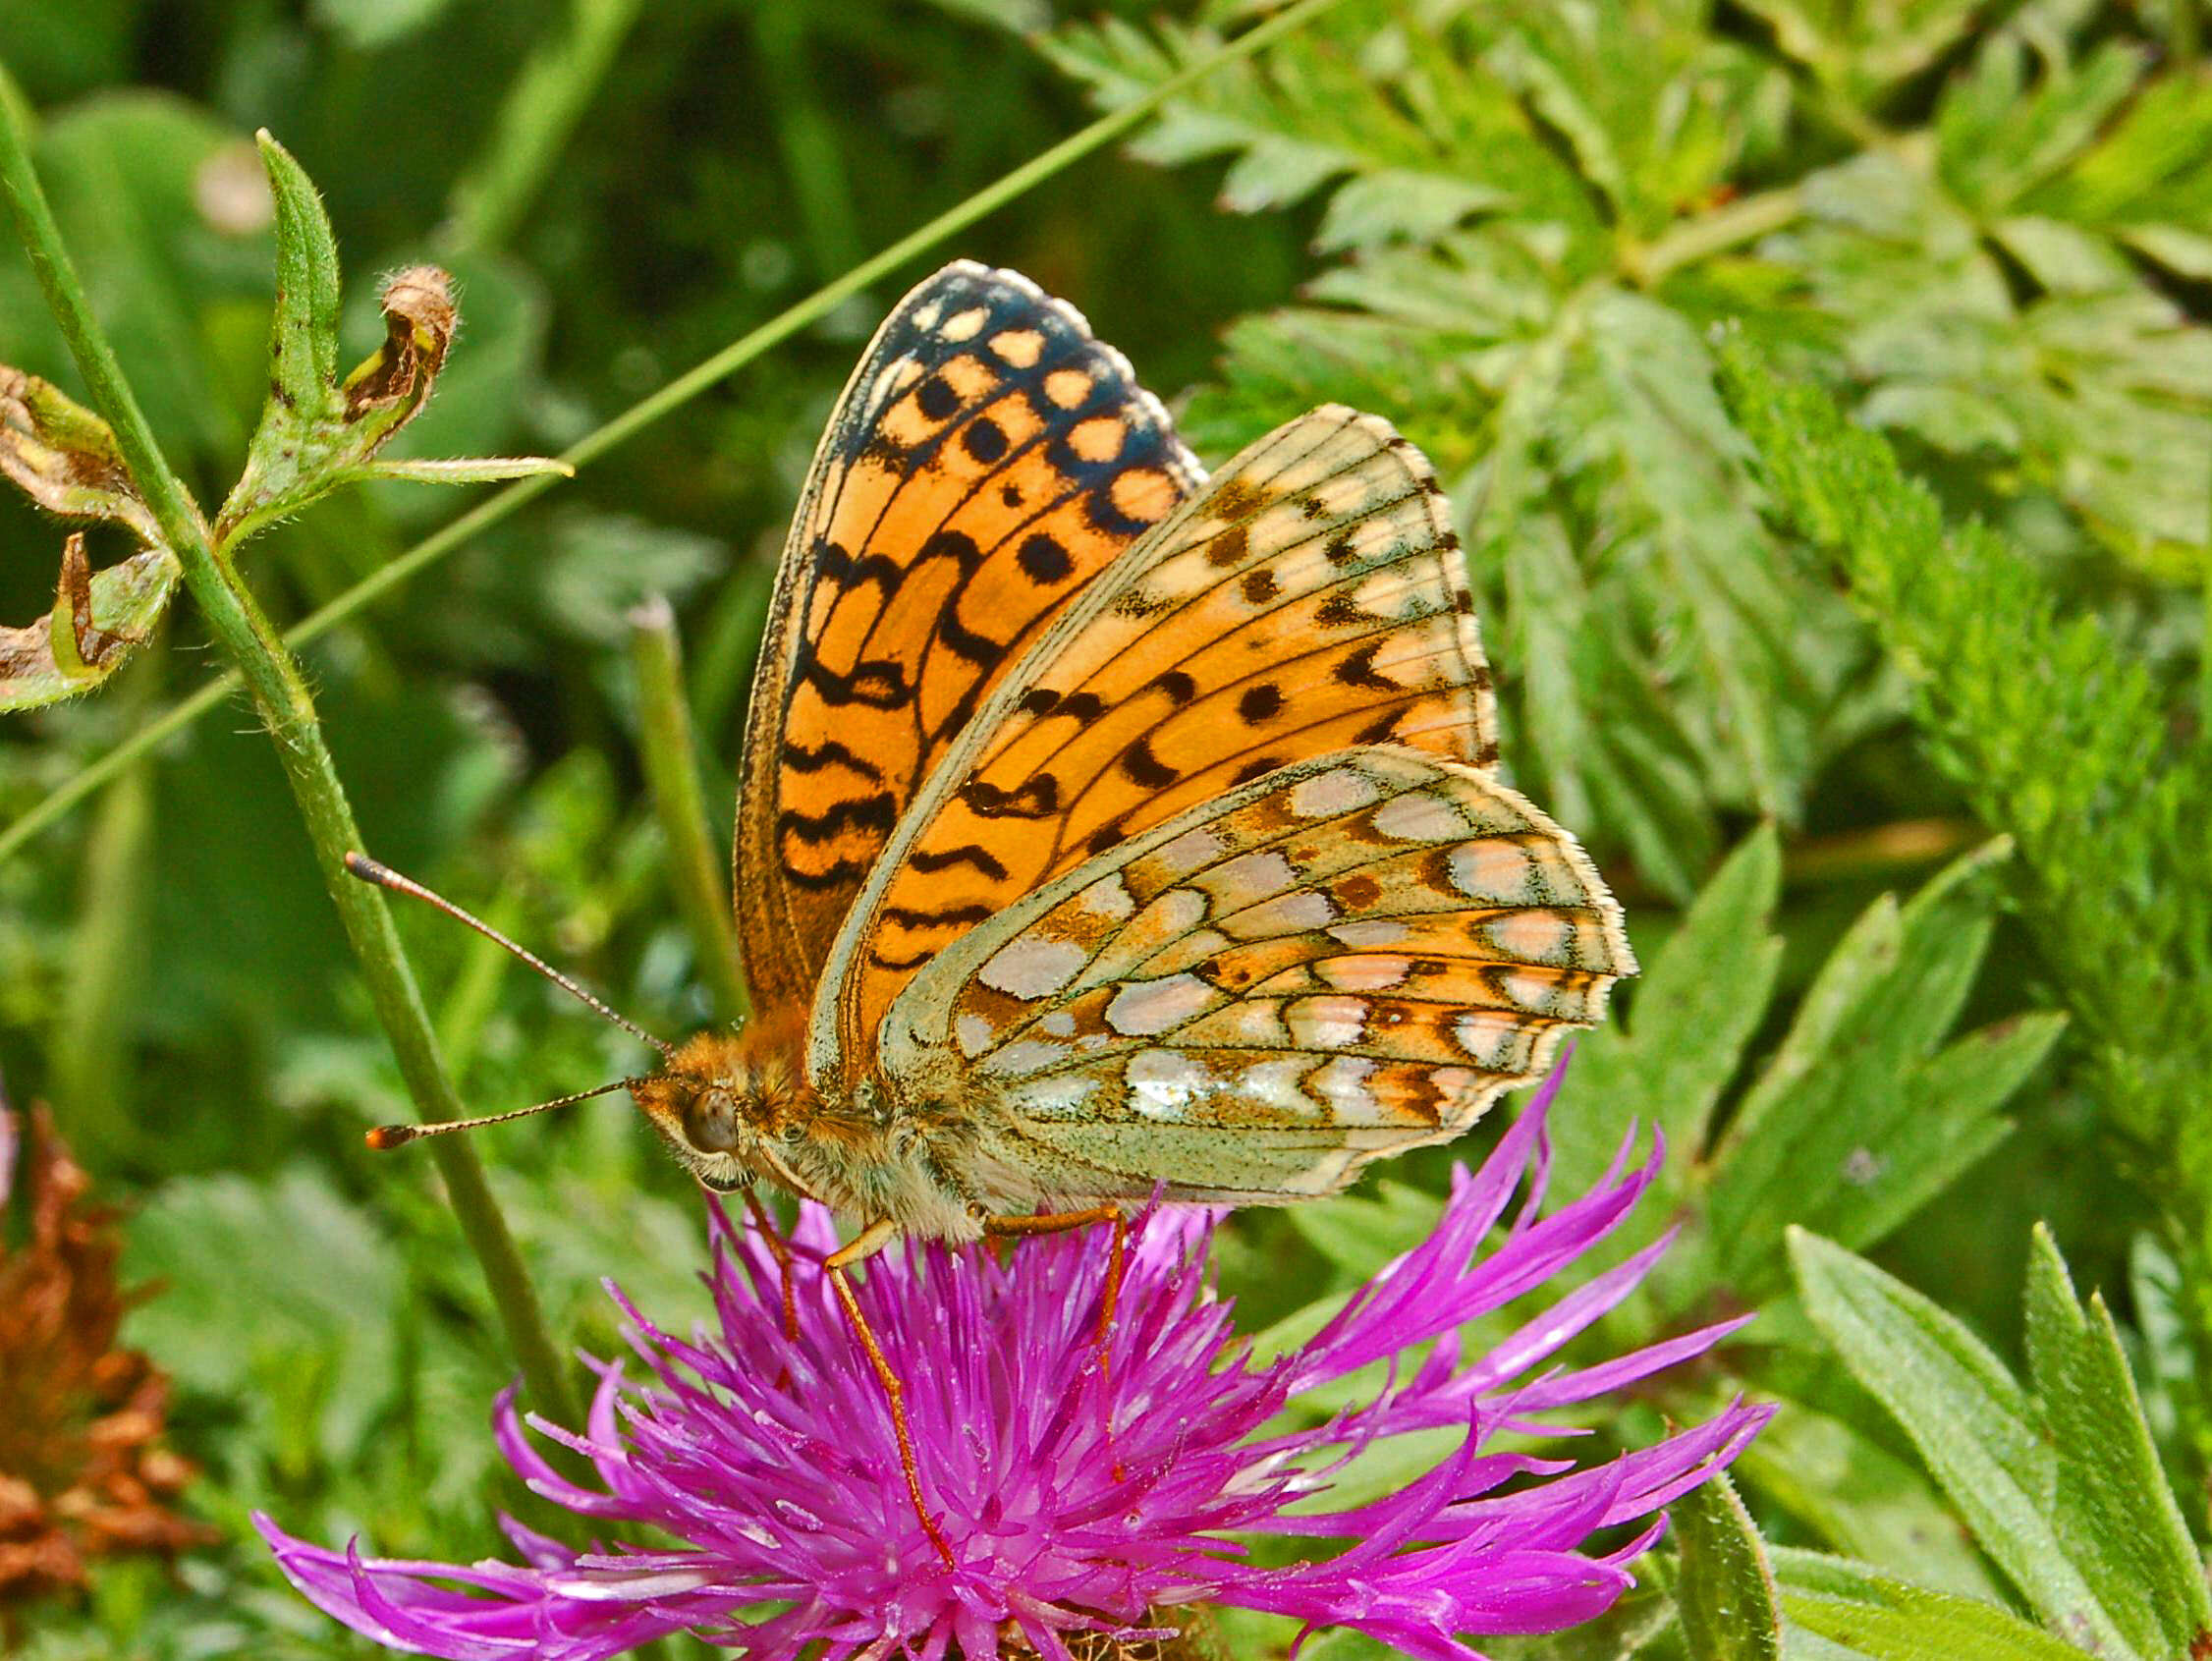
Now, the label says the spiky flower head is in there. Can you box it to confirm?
[261,1075,1770,1659]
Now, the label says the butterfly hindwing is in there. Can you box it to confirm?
[818,406,1500,1083]
[877,748,1633,1204]
[734,262,1202,1011]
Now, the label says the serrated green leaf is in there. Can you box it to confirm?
[1937,37,2146,216]
[1790,1230,2136,1657]
[2024,69,2212,231]
[1772,132,2212,571]
[1731,0,1985,102]
[124,1169,402,1461]
[1043,9,1582,254]
[1675,1468,1783,1661]
[2020,1226,2212,1656]
[1720,343,2212,1206]
[1777,1552,2096,1661]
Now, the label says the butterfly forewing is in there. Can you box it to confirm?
[817,406,1501,1084]
[877,748,1632,1204]
[734,263,1202,1011]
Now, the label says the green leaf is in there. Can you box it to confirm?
[1674,1468,1784,1661]
[124,1169,403,1461]
[309,0,459,50]
[1937,38,2145,217]
[2020,1225,2212,1656]
[211,139,566,549]
[1769,132,2212,573]
[1719,343,2212,1199]
[217,257,458,545]
[1561,825,1783,1188]
[1735,1396,2004,1601]
[353,456,573,487]
[1730,0,1986,103]
[1041,10,1591,256]
[254,130,343,425]
[1777,1551,2100,1661]
[1707,843,2049,1297]
[1285,1176,1444,1280]
[1790,1230,2138,1657]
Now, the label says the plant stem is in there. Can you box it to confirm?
[752,0,864,278]
[1626,183,1803,288]
[442,0,644,255]
[629,597,750,1024]
[52,633,160,1162]
[0,104,583,1433]
[0,0,1357,868]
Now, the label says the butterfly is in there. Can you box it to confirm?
[359,261,1633,1558]
[620,259,1632,1235]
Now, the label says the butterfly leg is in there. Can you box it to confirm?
[742,1188,801,1343]
[982,1205,1127,1472]
[825,1218,954,1567]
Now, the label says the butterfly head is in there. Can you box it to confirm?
[629,1014,817,1194]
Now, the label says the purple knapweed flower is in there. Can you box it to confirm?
[259,1074,1770,1660]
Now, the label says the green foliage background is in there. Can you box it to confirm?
[0,0,2206,1656]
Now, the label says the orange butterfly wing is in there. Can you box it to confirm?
[733,263,1202,1011]
[816,406,1502,1087]
[875,747,1631,1205]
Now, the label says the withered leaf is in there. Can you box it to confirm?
[0,1105,211,1609]
[0,535,177,714]
[0,368,161,545]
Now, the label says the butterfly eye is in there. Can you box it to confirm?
[682,1088,745,1154]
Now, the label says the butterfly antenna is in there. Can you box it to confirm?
[366,1077,646,1150]
[344,851,674,1057]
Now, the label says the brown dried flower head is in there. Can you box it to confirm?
[0,1104,209,1611]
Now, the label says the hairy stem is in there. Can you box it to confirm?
[0,104,582,1432]
[0,0,1356,869]
[630,596,750,1024]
